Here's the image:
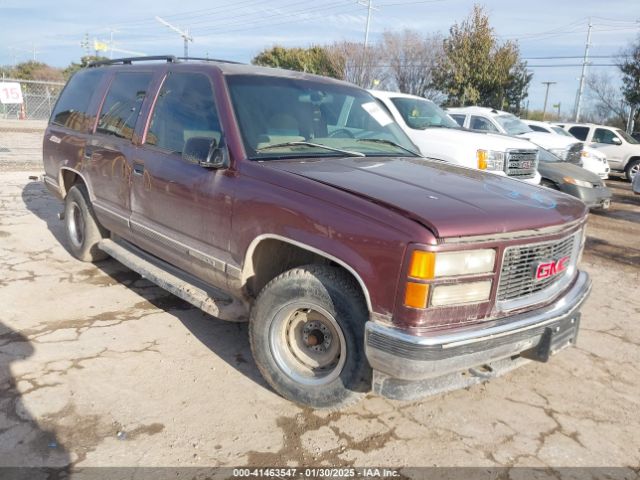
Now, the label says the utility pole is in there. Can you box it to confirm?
[155,16,193,58]
[541,81,556,121]
[574,18,592,122]
[357,0,377,87]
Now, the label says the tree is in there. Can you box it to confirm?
[63,56,109,79]
[585,72,629,127]
[618,35,640,130]
[252,46,342,79]
[380,30,443,100]
[3,61,64,82]
[432,4,531,111]
[325,41,388,88]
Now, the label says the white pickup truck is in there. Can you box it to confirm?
[447,106,584,169]
[370,91,541,184]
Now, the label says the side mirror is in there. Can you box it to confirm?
[611,136,622,145]
[182,136,227,169]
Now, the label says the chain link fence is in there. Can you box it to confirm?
[0,78,64,170]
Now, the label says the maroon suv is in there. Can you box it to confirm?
[43,57,591,408]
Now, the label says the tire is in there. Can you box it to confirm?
[625,159,640,182]
[249,265,371,409]
[64,184,108,262]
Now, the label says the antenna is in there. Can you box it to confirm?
[155,16,193,58]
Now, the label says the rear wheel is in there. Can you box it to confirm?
[625,159,640,182]
[249,265,370,409]
[64,184,108,262]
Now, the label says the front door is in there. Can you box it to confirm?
[130,70,234,288]
[592,128,624,169]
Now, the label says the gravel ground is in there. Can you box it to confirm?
[0,159,638,478]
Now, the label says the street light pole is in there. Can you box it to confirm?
[541,81,556,121]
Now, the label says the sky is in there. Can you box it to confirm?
[1,0,639,116]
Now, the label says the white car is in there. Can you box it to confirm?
[370,91,541,184]
[448,106,584,167]
[556,122,640,181]
[524,119,610,179]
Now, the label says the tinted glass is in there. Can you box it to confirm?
[568,126,589,141]
[593,128,619,144]
[494,114,531,135]
[551,126,573,137]
[616,129,638,144]
[145,73,220,155]
[528,124,550,133]
[226,75,418,159]
[51,69,105,131]
[390,97,459,129]
[97,72,152,141]
[450,114,465,127]
[538,147,562,163]
[470,115,498,132]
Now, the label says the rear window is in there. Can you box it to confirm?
[50,69,105,131]
[97,72,153,141]
[568,126,589,141]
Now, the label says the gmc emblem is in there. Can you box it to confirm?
[535,256,570,281]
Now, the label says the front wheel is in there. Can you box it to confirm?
[625,159,640,182]
[249,265,370,409]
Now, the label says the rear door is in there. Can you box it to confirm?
[130,69,234,288]
[87,71,155,238]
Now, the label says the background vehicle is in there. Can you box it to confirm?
[448,106,584,166]
[524,119,610,179]
[43,57,591,409]
[634,170,640,194]
[370,91,540,184]
[557,123,640,181]
[537,148,611,210]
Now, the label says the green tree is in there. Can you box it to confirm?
[252,46,342,79]
[3,61,64,82]
[432,4,531,111]
[619,35,640,128]
[63,55,109,79]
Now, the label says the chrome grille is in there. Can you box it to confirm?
[506,149,538,179]
[498,234,577,302]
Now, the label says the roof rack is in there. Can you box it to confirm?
[176,57,244,65]
[88,55,177,67]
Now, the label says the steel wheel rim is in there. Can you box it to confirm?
[269,302,347,386]
[631,163,639,179]
[68,202,84,248]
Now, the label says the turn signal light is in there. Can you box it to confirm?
[404,282,429,309]
[408,251,435,279]
[477,149,488,170]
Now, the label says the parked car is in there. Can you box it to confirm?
[537,148,611,209]
[369,91,541,184]
[558,123,640,181]
[634,169,640,193]
[524,119,610,179]
[43,57,591,408]
[448,107,584,165]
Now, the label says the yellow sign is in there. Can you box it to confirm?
[93,40,109,52]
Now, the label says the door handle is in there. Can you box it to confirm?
[133,163,145,176]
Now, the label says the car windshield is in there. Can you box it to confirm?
[538,147,562,163]
[494,114,532,135]
[616,129,639,144]
[551,126,573,137]
[226,75,420,160]
[389,96,460,130]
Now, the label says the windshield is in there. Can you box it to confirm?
[226,75,419,160]
[617,129,639,144]
[538,147,562,163]
[494,114,532,135]
[551,126,573,137]
[390,96,460,130]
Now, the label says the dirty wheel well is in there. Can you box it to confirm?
[61,170,82,198]
[246,239,365,303]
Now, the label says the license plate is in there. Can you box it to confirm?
[516,161,532,169]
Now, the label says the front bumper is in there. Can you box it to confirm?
[560,184,612,209]
[365,271,591,390]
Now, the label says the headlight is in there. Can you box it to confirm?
[563,177,593,188]
[477,150,505,171]
[408,249,496,279]
[431,281,492,307]
[549,148,568,160]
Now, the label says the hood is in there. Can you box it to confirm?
[418,127,537,150]
[538,161,604,184]
[517,131,579,150]
[264,156,587,239]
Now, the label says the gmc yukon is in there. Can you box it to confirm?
[43,57,592,408]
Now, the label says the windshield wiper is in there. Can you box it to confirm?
[355,138,420,156]
[255,141,365,157]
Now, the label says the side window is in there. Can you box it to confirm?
[470,115,498,132]
[529,124,549,133]
[145,72,220,155]
[450,114,465,127]
[593,128,618,145]
[568,126,589,141]
[51,69,105,131]
[97,72,153,141]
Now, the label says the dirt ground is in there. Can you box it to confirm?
[0,164,639,477]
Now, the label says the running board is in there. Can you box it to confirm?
[98,238,248,322]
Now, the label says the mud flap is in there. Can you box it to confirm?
[522,313,581,363]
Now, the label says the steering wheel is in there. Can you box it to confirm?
[328,128,356,139]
